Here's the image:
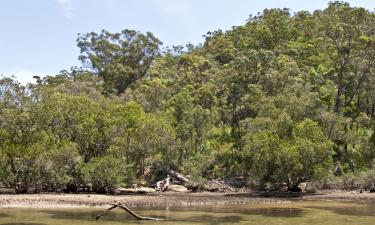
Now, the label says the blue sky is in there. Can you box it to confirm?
[1,0,374,84]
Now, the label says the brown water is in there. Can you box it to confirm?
[0,200,374,225]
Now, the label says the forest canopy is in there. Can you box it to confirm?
[1,1,375,193]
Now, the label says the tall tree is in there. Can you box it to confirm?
[316,2,375,114]
[77,29,162,95]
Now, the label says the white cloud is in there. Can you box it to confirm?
[54,0,74,19]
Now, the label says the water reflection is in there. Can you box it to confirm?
[1,201,375,225]
[41,210,97,220]
[239,208,304,217]
[170,215,242,224]
[170,206,304,217]
[306,203,375,217]
[41,210,143,223]
[0,223,47,225]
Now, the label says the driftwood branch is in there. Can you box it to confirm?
[96,202,163,221]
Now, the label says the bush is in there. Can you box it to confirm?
[83,155,129,194]
[319,168,375,190]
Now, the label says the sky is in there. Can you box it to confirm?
[0,0,374,84]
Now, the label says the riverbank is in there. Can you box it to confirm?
[0,192,290,208]
[1,190,375,208]
[303,190,375,201]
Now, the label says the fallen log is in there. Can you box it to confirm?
[168,169,189,183]
[96,202,163,221]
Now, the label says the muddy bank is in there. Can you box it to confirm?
[1,190,375,209]
[302,190,375,201]
[246,189,375,202]
[0,192,289,208]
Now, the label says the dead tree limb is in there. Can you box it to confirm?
[116,203,163,220]
[96,202,163,221]
[95,205,118,220]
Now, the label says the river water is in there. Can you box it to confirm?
[0,200,374,225]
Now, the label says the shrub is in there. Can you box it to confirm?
[83,155,129,194]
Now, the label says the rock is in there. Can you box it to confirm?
[352,181,363,190]
[185,183,200,192]
[204,181,222,192]
[227,176,247,188]
[167,185,188,192]
[138,187,156,193]
[280,185,289,192]
[137,179,148,187]
[298,182,307,192]
[321,178,338,189]
[114,188,135,194]
[115,187,156,195]
[305,182,321,193]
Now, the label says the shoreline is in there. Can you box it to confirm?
[0,192,290,209]
[0,190,374,209]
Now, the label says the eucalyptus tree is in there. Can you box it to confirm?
[77,29,162,95]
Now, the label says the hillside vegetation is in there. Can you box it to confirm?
[1,2,375,193]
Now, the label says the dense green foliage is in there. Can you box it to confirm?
[1,2,375,193]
